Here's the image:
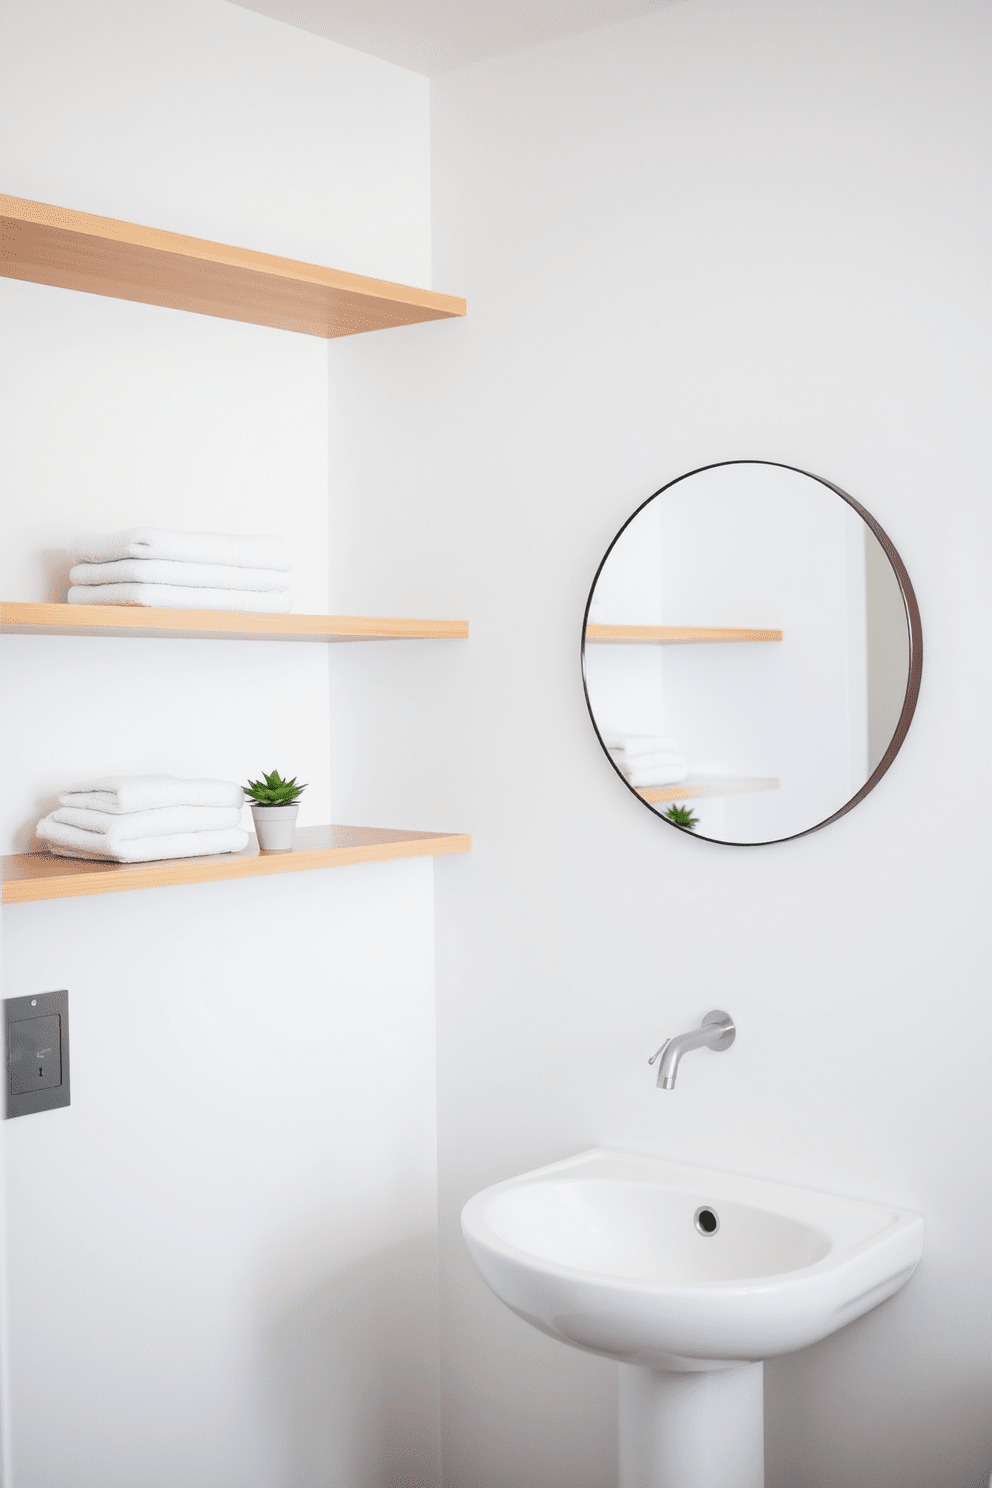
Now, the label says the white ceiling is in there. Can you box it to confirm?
[226,0,679,76]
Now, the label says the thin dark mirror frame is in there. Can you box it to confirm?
[581,460,923,845]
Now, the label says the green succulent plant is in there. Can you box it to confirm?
[664,803,699,830]
[245,769,307,807]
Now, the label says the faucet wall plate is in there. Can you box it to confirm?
[5,990,70,1118]
[701,1009,735,1050]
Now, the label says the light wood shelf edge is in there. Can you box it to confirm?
[0,602,468,642]
[636,777,779,803]
[2,826,471,904]
[586,625,783,644]
[1,193,466,339]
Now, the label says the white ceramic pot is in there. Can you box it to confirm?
[250,803,299,852]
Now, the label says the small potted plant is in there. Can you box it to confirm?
[245,769,307,852]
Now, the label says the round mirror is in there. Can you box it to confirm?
[582,461,922,845]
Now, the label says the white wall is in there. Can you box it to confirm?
[324,1,992,1485]
[0,0,431,283]
[2,865,440,1488]
[3,2,990,1486]
[1,3,443,1485]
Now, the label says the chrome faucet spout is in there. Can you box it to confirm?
[648,1010,735,1089]
[656,1026,719,1088]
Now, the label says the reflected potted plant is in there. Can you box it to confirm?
[664,804,699,831]
[245,769,307,852]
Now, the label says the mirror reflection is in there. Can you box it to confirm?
[582,462,920,844]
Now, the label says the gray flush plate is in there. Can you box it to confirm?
[6,990,70,1118]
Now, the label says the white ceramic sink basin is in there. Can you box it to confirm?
[461,1147,923,1373]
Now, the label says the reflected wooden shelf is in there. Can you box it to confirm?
[636,776,779,803]
[586,625,782,644]
[2,825,471,904]
[0,602,468,642]
[0,193,466,339]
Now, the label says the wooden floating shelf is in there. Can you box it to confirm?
[2,825,471,904]
[0,602,468,642]
[0,194,466,339]
[636,776,779,803]
[586,625,782,644]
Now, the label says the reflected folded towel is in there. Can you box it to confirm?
[59,775,244,814]
[604,734,679,759]
[620,759,689,787]
[609,746,685,770]
[69,528,293,571]
[605,730,688,783]
[69,559,291,591]
[68,583,292,612]
[49,805,244,841]
[37,816,249,863]
[606,733,688,786]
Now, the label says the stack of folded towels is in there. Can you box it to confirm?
[604,734,689,787]
[67,528,293,612]
[36,776,248,863]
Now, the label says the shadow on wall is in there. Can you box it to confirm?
[765,1303,992,1488]
[12,797,57,857]
[264,1234,440,1488]
[43,548,73,602]
[15,797,58,853]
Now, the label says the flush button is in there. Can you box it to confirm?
[6,990,70,1117]
[10,1015,62,1093]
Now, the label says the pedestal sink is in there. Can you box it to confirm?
[461,1149,923,1488]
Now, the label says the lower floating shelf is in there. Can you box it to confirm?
[636,777,779,803]
[1,824,471,904]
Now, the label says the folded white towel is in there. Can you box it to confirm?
[59,775,244,814]
[37,816,249,863]
[67,584,292,612]
[604,734,679,759]
[69,559,291,591]
[50,805,244,841]
[69,528,293,571]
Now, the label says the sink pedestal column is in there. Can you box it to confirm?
[618,1361,763,1488]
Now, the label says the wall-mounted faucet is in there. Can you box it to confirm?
[648,1010,736,1089]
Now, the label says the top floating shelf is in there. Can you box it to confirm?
[0,194,466,339]
[585,625,782,644]
[0,602,467,643]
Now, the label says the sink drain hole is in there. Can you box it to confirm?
[694,1206,719,1236]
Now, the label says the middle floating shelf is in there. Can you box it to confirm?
[586,625,782,644]
[0,602,468,643]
